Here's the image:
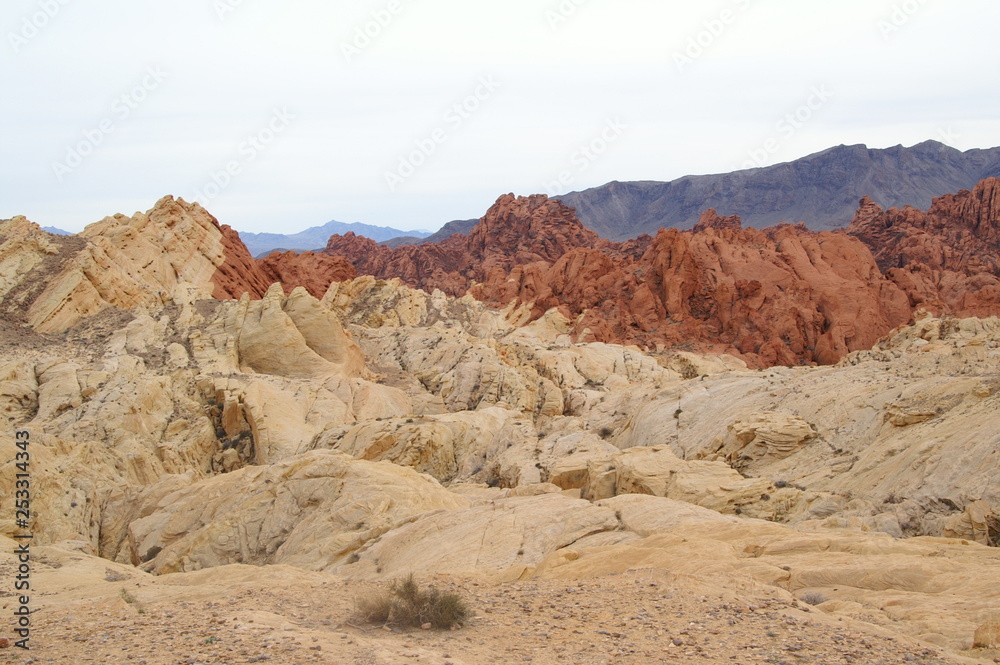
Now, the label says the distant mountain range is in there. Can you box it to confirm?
[226,140,1000,253]
[554,140,1000,240]
[383,218,479,248]
[42,226,71,235]
[239,220,432,258]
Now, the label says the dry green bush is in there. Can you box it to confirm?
[355,574,469,630]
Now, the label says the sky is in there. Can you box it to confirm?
[2,0,999,235]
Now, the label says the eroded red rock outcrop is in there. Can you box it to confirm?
[212,223,274,300]
[321,194,601,297]
[692,209,743,233]
[214,222,359,300]
[263,180,1000,365]
[468,220,912,366]
[320,192,928,366]
[259,251,357,299]
[848,178,1000,316]
[638,224,911,365]
[467,193,600,272]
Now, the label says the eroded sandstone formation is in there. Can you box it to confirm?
[1,186,999,658]
[848,176,1000,316]
[0,197,273,333]
[320,194,600,298]
[258,250,356,298]
[319,181,1000,368]
[0,197,367,334]
[321,197,916,366]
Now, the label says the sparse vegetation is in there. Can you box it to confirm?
[119,588,138,604]
[354,574,470,630]
[800,591,829,606]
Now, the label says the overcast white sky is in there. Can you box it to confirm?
[2,0,999,234]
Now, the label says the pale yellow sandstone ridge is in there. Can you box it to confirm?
[115,450,469,573]
[202,283,365,380]
[1,197,265,334]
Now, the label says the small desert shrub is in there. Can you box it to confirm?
[598,426,614,439]
[356,592,393,624]
[799,591,829,606]
[354,574,469,630]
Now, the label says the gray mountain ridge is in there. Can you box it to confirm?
[244,141,1000,252]
[553,140,1000,241]
[382,218,479,247]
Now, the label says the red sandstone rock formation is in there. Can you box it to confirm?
[291,179,1000,366]
[637,224,911,365]
[213,224,358,300]
[467,221,912,366]
[321,194,601,297]
[692,209,742,233]
[211,224,273,300]
[259,251,357,299]
[467,194,600,273]
[323,231,471,296]
[848,177,1000,316]
[321,192,924,366]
